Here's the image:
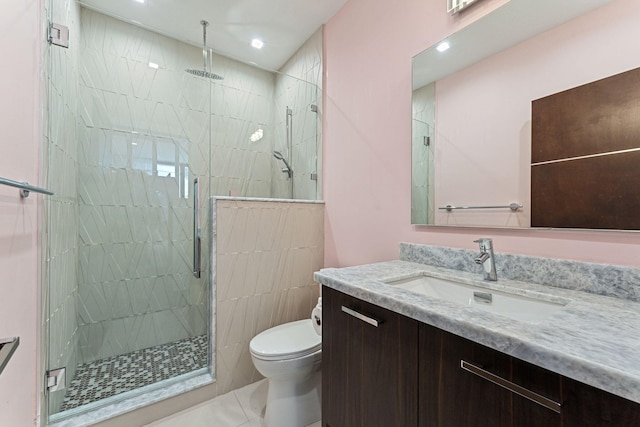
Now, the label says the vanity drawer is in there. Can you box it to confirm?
[419,323,561,427]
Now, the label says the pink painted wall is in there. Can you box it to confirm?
[323,0,640,268]
[0,0,42,426]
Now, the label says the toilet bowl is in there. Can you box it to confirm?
[249,319,322,427]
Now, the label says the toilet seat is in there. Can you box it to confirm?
[250,319,321,361]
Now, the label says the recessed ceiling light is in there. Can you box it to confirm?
[251,39,264,49]
[436,41,450,52]
[148,62,159,69]
[134,0,145,4]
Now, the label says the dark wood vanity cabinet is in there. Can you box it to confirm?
[322,286,418,427]
[323,286,640,427]
[420,323,640,426]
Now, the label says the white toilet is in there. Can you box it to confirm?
[249,319,322,427]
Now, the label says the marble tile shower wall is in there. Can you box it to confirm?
[209,54,275,199]
[44,0,81,413]
[214,199,324,394]
[273,28,323,200]
[75,8,218,362]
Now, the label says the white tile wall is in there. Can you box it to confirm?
[74,8,321,363]
[214,200,324,395]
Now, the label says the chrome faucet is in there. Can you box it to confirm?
[474,238,497,281]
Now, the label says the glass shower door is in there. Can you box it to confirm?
[45,0,211,419]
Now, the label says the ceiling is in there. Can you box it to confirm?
[78,0,348,71]
[412,0,613,89]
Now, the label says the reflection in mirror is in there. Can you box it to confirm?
[531,66,640,230]
[411,0,617,227]
[411,83,435,224]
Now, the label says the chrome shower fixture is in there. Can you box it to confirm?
[185,20,224,80]
[273,150,293,179]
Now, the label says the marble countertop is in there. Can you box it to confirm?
[314,260,640,404]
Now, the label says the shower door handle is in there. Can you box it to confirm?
[193,178,201,278]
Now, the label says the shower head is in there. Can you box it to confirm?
[185,20,224,80]
[272,151,293,178]
[185,69,224,80]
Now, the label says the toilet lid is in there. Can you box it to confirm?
[250,319,321,360]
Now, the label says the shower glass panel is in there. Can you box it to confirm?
[45,1,211,420]
[271,77,319,200]
[209,72,319,201]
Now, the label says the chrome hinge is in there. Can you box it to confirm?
[46,367,66,392]
[49,22,69,48]
[310,173,318,181]
[310,104,318,113]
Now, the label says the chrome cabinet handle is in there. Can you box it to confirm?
[460,360,562,414]
[341,306,381,327]
[193,178,201,278]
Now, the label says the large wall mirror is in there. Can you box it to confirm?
[410,0,640,228]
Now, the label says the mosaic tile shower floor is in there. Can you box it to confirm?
[60,335,208,411]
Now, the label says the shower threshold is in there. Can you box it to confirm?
[59,335,207,412]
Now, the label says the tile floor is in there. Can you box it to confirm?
[61,335,208,411]
[145,379,321,427]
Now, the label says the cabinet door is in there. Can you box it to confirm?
[419,324,562,427]
[562,376,640,426]
[322,287,418,427]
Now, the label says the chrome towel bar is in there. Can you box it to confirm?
[439,203,522,212]
[0,177,54,197]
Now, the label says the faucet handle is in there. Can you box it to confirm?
[474,238,493,250]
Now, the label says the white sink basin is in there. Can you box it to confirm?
[388,275,566,322]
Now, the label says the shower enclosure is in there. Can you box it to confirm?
[44,0,320,423]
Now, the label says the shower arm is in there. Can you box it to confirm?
[201,20,209,72]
